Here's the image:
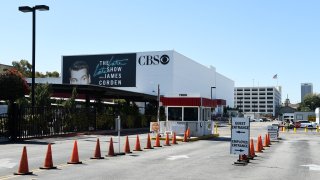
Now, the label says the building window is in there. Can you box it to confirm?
[267,97,273,99]
[267,88,273,91]
[260,109,266,112]
[259,93,265,95]
[168,107,182,121]
[252,97,258,99]
[267,93,273,95]
[244,89,250,91]
[244,101,250,103]
[260,101,266,104]
[184,107,198,121]
[252,93,258,95]
[245,93,250,95]
[259,88,265,91]
[252,88,258,91]
[267,101,273,104]
[260,97,266,99]
[244,97,250,99]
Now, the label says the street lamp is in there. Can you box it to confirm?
[19,5,49,107]
[211,87,216,119]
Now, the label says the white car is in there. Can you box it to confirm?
[298,120,317,128]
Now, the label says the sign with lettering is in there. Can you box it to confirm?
[230,117,250,155]
[62,53,136,87]
[268,125,279,141]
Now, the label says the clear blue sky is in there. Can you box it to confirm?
[1,0,319,104]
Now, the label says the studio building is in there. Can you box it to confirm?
[62,50,234,123]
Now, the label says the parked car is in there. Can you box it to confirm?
[297,120,317,128]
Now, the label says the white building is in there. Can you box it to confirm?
[234,86,282,117]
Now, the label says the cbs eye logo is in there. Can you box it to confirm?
[138,54,170,66]
[160,55,170,65]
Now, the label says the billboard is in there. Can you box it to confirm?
[62,53,136,87]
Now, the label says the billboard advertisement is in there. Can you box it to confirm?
[62,53,136,87]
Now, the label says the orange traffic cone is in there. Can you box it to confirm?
[263,134,269,147]
[133,135,142,151]
[172,132,178,144]
[40,143,57,169]
[124,136,132,153]
[164,133,171,146]
[259,136,265,150]
[255,137,262,153]
[106,137,116,157]
[250,139,256,157]
[91,138,104,159]
[67,140,82,164]
[154,133,162,147]
[183,131,188,142]
[144,133,154,149]
[14,146,33,175]
[267,134,271,146]
[186,128,191,138]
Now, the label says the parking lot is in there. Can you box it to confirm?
[1,121,320,180]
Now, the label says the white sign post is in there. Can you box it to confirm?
[230,117,250,155]
[268,125,279,141]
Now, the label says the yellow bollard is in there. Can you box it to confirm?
[215,124,218,134]
[282,126,286,132]
[293,127,296,133]
[317,126,319,133]
[305,127,308,132]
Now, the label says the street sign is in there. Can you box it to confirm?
[230,117,250,155]
[268,125,279,141]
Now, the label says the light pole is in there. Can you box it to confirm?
[19,5,49,107]
[211,87,216,120]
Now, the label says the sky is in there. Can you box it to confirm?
[1,0,320,104]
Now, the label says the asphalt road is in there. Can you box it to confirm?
[1,122,320,180]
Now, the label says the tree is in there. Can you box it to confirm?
[0,68,30,102]
[12,60,32,77]
[34,83,52,107]
[299,94,320,111]
[12,60,60,78]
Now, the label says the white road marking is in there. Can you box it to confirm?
[301,164,320,171]
[167,155,190,160]
[0,158,16,169]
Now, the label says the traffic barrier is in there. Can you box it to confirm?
[124,136,132,153]
[154,133,162,147]
[133,135,143,151]
[263,134,269,147]
[106,137,116,157]
[14,146,33,175]
[182,131,188,142]
[40,143,57,169]
[163,133,171,146]
[172,132,178,144]
[144,133,154,149]
[68,140,82,164]
[91,138,104,159]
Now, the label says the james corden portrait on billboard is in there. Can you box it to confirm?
[62,53,136,87]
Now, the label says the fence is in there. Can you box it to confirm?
[0,113,8,138]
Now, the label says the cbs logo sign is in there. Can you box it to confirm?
[138,54,170,66]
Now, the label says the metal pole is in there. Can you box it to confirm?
[31,9,36,108]
[157,84,160,124]
[118,115,120,153]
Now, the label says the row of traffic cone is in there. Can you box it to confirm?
[14,132,185,175]
[248,134,271,159]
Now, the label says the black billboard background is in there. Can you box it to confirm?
[62,53,136,87]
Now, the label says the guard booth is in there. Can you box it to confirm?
[158,96,226,137]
